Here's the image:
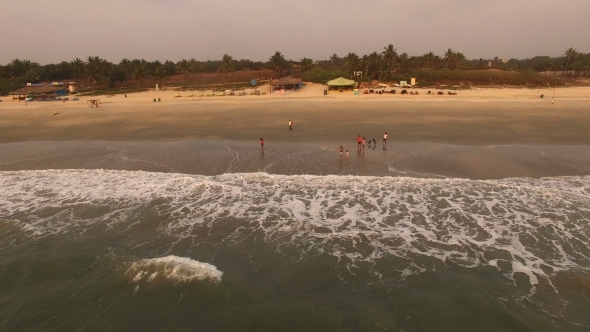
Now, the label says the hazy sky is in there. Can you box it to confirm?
[2,0,588,64]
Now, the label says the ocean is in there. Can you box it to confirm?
[1,141,589,331]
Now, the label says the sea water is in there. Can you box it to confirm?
[1,142,590,331]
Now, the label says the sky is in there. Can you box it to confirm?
[1,0,589,64]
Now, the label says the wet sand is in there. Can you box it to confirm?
[2,140,590,179]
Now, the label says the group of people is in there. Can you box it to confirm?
[356,132,388,151]
[259,121,389,160]
[340,132,388,159]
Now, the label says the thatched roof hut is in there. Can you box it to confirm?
[11,85,66,95]
[270,76,303,87]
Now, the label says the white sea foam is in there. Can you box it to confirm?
[126,255,223,284]
[1,169,590,290]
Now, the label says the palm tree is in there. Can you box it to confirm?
[444,49,455,69]
[361,54,370,81]
[454,52,466,70]
[9,59,37,77]
[177,59,192,87]
[330,54,340,68]
[131,64,145,91]
[397,53,409,74]
[240,59,254,72]
[366,52,381,80]
[300,58,313,72]
[382,44,398,80]
[564,47,577,76]
[119,59,132,79]
[344,53,360,77]
[154,66,168,87]
[189,58,199,73]
[421,52,436,69]
[70,58,85,79]
[217,54,235,82]
[237,59,247,72]
[268,51,287,77]
[85,56,103,91]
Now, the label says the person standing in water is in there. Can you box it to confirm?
[362,137,367,151]
[289,119,293,131]
[346,150,349,159]
[260,138,264,150]
[357,135,363,151]
[339,145,343,159]
[383,132,388,149]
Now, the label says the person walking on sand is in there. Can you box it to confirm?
[551,97,554,105]
[339,145,343,159]
[289,119,293,131]
[357,135,363,151]
[383,132,388,149]
[260,138,264,150]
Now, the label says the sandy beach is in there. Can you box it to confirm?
[1,85,589,179]
[1,84,589,145]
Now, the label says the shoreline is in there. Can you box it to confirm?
[1,140,590,180]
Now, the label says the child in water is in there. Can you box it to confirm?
[339,145,343,158]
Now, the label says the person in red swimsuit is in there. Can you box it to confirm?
[260,138,264,150]
[357,135,362,151]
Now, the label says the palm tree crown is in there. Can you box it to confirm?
[268,51,287,77]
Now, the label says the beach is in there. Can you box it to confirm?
[2,86,590,179]
[1,85,590,145]
[1,86,590,331]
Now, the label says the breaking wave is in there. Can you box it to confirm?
[126,256,223,284]
[1,169,590,289]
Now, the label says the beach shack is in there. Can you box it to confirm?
[11,85,68,100]
[327,77,356,91]
[270,76,303,93]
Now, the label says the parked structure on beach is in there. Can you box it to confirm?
[327,77,356,91]
[10,83,71,101]
[270,76,303,93]
[11,85,66,95]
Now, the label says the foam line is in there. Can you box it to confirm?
[1,169,589,289]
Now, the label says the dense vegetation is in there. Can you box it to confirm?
[1,46,589,95]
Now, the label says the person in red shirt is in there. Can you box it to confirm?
[260,138,264,150]
[357,135,362,151]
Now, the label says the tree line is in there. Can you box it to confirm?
[1,46,588,94]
